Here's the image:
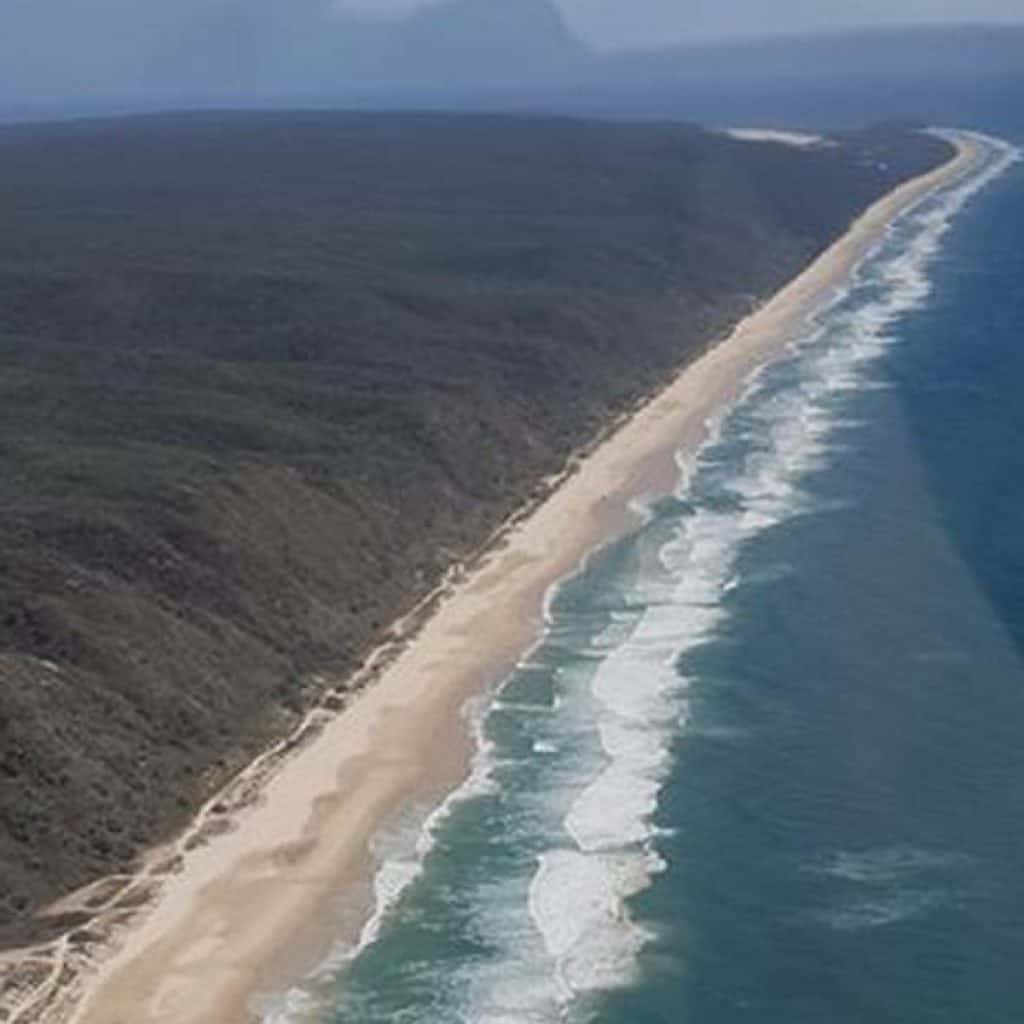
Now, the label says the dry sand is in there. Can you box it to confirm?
[725,128,827,147]
[4,133,978,1024]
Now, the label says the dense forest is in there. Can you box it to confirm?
[0,111,951,936]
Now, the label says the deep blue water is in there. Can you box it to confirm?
[263,128,1024,1024]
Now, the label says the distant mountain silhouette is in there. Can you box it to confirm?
[177,0,588,97]
[392,0,585,79]
[1,1,1022,127]
[0,0,588,107]
[321,0,588,95]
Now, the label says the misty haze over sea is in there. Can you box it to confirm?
[2,1,1023,130]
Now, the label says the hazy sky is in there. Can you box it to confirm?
[341,0,1024,48]
[3,0,1023,109]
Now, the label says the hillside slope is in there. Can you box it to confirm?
[0,112,952,937]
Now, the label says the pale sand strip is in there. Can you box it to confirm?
[37,133,976,1024]
[725,128,827,147]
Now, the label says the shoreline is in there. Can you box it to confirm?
[1,132,980,1024]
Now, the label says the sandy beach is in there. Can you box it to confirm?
[0,131,978,1024]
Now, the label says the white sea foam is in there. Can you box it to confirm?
[530,848,660,996]
[257,986,322,1024]
[823,889,951,931]
[816,845,969,884]
[812,845,971,932]
[492,699,555,715]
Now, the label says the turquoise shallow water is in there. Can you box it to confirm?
[262,129,1024,1024]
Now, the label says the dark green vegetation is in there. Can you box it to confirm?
[0,111,951,936]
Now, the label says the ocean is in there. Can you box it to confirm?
[264,128,1024,1023]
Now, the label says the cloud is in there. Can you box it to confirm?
[332,0,433,18]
